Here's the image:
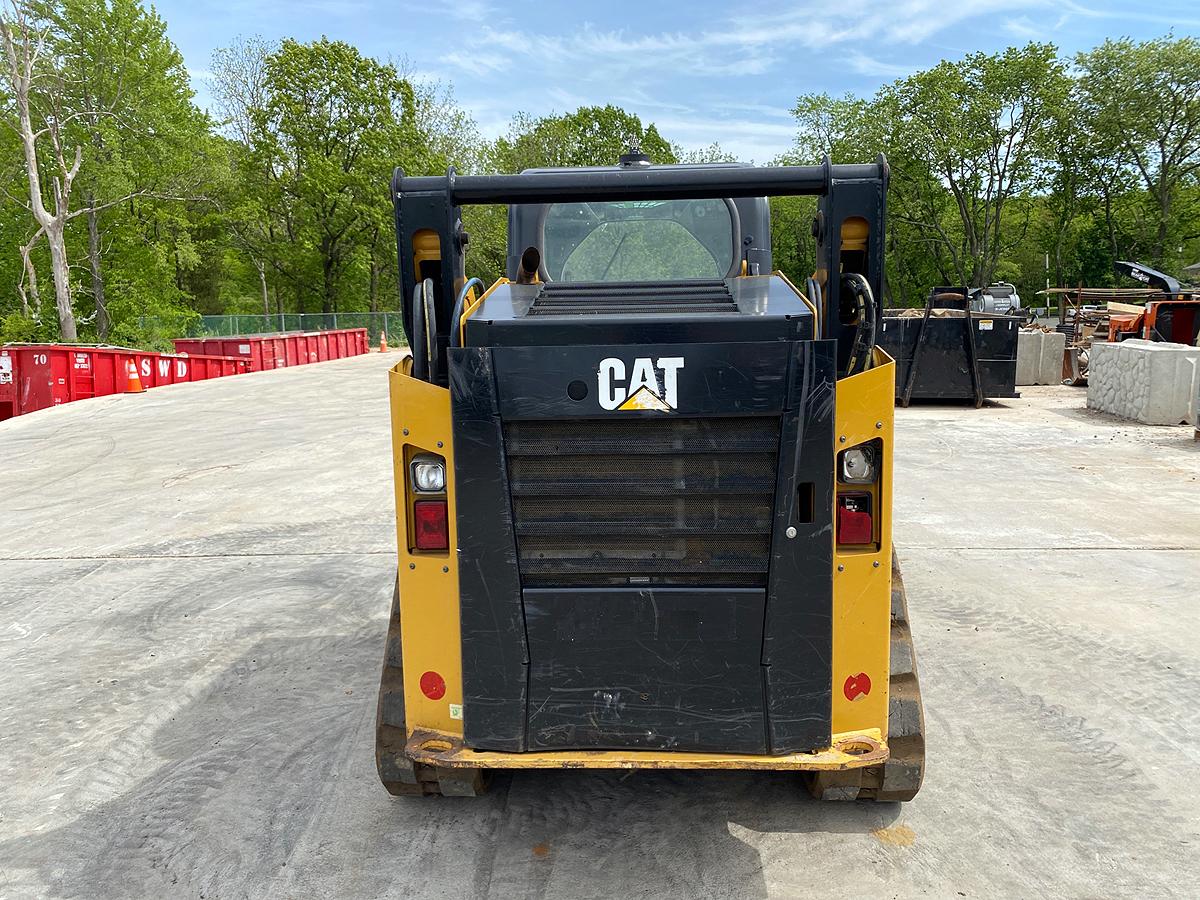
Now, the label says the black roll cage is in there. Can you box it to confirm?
[392,155,889,376]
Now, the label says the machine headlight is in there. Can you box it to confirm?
[411,455,446,493]
[839,445,877,484]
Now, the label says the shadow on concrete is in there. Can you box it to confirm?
[1048,402,1200,446]
[897,398,1012,410]
[0,627,899,900]
[1048,402,1136,427]
[465,767,900,900]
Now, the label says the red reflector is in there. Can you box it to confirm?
[420,670,446,700]
[844,672,872,701]
[413,500,449,551]
[837,492,874,545]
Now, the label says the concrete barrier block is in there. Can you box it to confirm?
[1017,332,1039,385]
[1087,342,1123,412]
[1016,331,1066,385]
[1088,339,1200,425]
[1187,357,1199,428]
[1039,331,1065,385]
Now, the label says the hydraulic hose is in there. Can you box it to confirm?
[806,275,824,336]
[842,272,878,376]
[411,281,429,381]
[449,278,484,348]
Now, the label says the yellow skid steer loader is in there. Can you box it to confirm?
[376,151,925,801]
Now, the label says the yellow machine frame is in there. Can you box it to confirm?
[388,276,896,774]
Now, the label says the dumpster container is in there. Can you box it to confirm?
[172,328,368,372]
[878,288,1020,406]
[0,344,250,421]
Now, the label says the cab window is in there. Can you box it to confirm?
[543,199,734,282]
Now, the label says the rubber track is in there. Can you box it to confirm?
[374,576,488,798]
[807,546,927,802]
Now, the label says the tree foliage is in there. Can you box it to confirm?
[247,38,419,314]
[1077,35,1200,268]
[784,38,1199,305]
[1,17,1198,345]
[494,105,677,172]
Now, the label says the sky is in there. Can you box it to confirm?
[155,0,1200,163]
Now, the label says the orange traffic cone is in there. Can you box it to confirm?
[379,334,389,353]
[124,359,145,393]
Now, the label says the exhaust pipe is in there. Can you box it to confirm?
[517,246,541,284]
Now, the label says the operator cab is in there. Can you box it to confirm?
[461,161,814,348]
[507,161,772,281]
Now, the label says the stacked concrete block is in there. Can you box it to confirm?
[1016,330,1067,385]
[1088,339,1200,425]
[1188,357,1199,429]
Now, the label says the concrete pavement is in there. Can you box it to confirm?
[0,356,1197,899]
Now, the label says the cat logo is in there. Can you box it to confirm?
[597,356,684,412]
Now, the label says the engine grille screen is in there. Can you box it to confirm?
[527,280,737,316]
[504,417,781,587]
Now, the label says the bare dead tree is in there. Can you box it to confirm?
[212,36,276,318]
[16,224,43,316]
[1,0,81,339]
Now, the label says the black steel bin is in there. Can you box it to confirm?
[878,288,1020,405]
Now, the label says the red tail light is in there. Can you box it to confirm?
[413,499,449,551]
[837,492,874,545]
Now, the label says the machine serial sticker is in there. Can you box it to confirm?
[978,319,994,331]
[449,703,463,720]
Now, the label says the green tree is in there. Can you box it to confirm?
[210,37,280,318]
[53,0,212,340]
[1077,35,1200,270]
[780,94,869,295]
[879,43,1070,289]
[674,141,736,164]
[789,45,1071,301]
[787,93,871,162]
[785,91,947,304]
[0,0,213,343]
[247,38,419,314]
[1,0,87,340]
[494,105,677,172]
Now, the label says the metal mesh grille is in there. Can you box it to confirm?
[528,280,737,316]
[505,416,780,587]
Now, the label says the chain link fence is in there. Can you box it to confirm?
[141,312,407,345]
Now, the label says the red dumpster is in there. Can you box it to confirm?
[171,328,367,372]
[0,345,250,421]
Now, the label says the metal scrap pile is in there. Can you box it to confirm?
[1039,287,1159,385]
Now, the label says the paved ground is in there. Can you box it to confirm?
[1,354,1197,899]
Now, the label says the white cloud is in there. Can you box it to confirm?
[733,101,799,121]
[294,0,369,15]
[1003,15,1043,38]
[457,0,1059,88]
[846,52,916,79]
[398,0,497,22]
[647,115,800,164]
[1057,0,1200,27]
[410,0,1152,162]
